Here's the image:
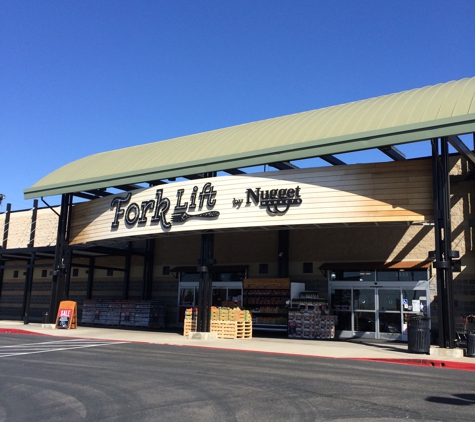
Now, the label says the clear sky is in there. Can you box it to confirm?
[1,1,474,211]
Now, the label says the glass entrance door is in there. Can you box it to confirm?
[353,289,376,336]
[377,289,402,340]
[353,289,403,339]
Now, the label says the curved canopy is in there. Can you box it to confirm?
[24,76,475,200]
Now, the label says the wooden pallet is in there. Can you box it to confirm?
[236,321,253,339]
[210,321,238,339]
[183,321,197,337]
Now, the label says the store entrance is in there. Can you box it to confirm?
[330,281,430,341]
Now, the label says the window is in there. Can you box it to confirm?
[72,268,79,277]
[258,264,268,274]
[181,272,200,282]
[41,269,47,278]
[377,269,428,281]
[13,270,19,278]
[107,269,113,277]
[162,266,170,275]
[331,270,375,281]
[303,262,313,273]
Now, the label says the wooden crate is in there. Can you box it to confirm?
[211,308,232,321]
[229,310,244,322]
[184,308,198,320]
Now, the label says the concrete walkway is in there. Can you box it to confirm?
[1,320,474,371]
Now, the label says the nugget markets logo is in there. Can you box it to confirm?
[233,186,302,214]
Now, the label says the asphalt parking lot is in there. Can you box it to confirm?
[1,333,474,422]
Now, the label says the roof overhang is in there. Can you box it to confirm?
[24,77,475,200]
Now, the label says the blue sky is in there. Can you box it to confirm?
[1,1,474,211]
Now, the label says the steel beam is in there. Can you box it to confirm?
[113,184,144,191]
[2,203,11,249]
[379,146,406,161]
[320,155,346,166]
[224,168,246,175]
[28,200,38,248]
[447,135,475,169]
[85,189,112,197]
[74,192,101,200]
[269,162,299,171]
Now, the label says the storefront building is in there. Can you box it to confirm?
[1,77,475,347]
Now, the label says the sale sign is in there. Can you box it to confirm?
[55,301,77,329]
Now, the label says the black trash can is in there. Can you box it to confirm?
[407,316,430,354]
[467,333,475,357]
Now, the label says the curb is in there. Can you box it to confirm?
[350,357,475,372]
[0,328,51,336]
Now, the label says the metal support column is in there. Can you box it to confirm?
[431,138,455,349]
[197,233,215,332]
[22,252,36,324]
[142,239,155,300]
[278,229,289,278]
[86,256,95,300]
[64,251,73,300]
[0,204,11,304]
[123,243,132,300]
[23,200,39,324]
[49,194,72,323]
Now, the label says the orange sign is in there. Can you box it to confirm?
[55,300,77,329]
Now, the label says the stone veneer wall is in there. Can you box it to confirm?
[450,158,475,334]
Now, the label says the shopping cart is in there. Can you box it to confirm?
[455,315,475,347]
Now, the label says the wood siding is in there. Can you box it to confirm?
[69,160,434,245]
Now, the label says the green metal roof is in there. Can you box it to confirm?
[24,76,475,199]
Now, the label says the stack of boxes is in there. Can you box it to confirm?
[183,308,198,335]
[288,302,336,340]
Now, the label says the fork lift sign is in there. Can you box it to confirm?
[109,181,302,230]
[110,182,218,230]
[55,301,77,330]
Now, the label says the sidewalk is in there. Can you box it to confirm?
[1,320,474,371]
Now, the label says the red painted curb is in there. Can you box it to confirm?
[0,328,51,336]
[349,357,475,371]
